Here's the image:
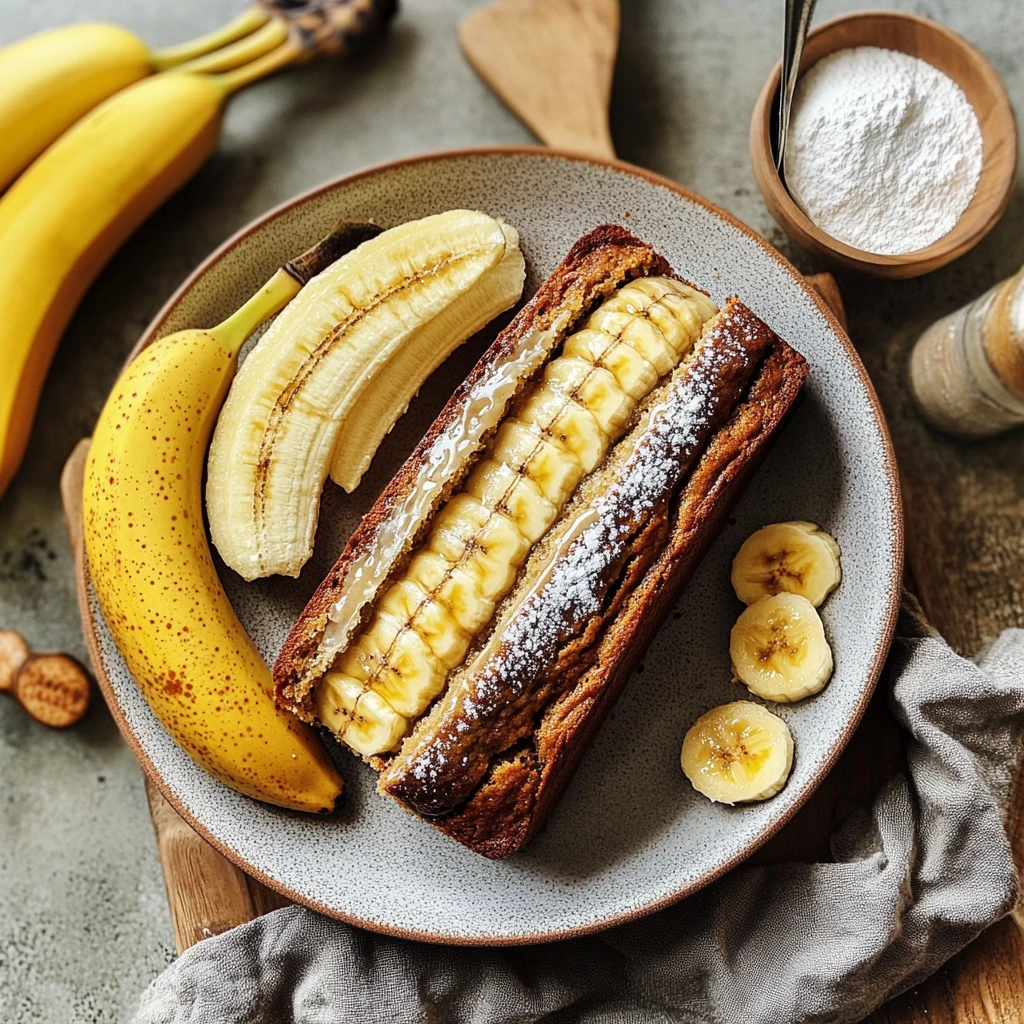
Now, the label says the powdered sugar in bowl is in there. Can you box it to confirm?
[750,11,1017,278]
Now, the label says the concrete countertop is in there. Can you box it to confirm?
[1,1,1021,1020]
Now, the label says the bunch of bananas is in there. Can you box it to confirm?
[0,0,396,500]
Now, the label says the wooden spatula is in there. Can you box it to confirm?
[458,0,620,159]
[458,0,847,333]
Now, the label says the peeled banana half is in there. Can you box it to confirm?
[681,701,794,804]
[207,209,526,581]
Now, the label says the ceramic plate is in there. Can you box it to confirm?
[80,149,902,944]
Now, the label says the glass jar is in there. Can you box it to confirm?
[909,270,1024,440]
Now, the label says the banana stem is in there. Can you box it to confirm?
[210,270,302,358]
[212,39,304,95]
[171,18,291,75]
[209,223,381,356]
[150,6,271,70]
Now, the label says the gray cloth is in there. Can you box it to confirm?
[135,596,1024,1024]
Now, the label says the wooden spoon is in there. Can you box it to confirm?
[458,0,620,159]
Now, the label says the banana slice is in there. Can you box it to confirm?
[563,329,659,400]
[681,700,794,804]
[731,521,842,607]
[588,307,678,374]
[378,579,471,669]
[491,419,584,507]
[730,593,833,702]
[342,611,448,719]
[603,278,718,354]
[544,356,636,438]
[517,385,609,473]
[465,459,557,544]
[406,551,497,635]
[429,494,531,602]
[318,672,407,757]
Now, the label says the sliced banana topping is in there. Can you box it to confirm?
[320,671,407,757]
[730,593,833,703]
[731,521,842,607]
[681,700,794,804]
[429,495,530,601]
[590,309,678,374]
[315,275,718,755]
[407,550,497,635]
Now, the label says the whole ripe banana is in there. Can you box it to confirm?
[0,0,396,503]
[0,8,271,191]
[207,210,527,582]
[81,226,381,812]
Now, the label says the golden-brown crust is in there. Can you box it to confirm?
[274,226,678,716]
[431,339,808,857]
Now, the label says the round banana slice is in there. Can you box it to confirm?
[681,700,794,804]
[730,593,833,702]
[730,521,841,607]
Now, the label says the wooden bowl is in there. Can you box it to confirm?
[750,10,1017,278]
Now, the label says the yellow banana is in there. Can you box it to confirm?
[0,52,299,502]
[81,226,378,812]
[0,1,396,503]
[0,9,270,191]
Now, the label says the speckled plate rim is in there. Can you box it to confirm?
[74,146,904,945]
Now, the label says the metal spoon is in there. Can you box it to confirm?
[776,0,817,175]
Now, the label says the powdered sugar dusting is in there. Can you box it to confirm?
[471,317,740,708]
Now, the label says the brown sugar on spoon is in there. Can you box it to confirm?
[0,628,91,728]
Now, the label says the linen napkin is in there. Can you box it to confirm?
[135,595,1024,1024]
